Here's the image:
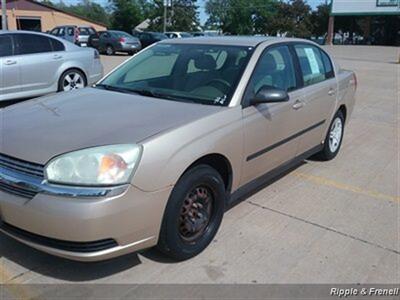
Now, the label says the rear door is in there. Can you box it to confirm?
[14,33,65,93]
[0,34,20,98]
[292,43,337,155]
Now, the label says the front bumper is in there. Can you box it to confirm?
[0,165,172,261]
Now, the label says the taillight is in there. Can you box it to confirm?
[119,37,126,43]
[352,73,357,91]
[74,28,80,43]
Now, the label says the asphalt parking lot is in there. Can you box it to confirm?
[0,45,398,285]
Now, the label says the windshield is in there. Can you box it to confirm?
[113,31,133,38]
[99,43,253,106]
[180,32,192,38]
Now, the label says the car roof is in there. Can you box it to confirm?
[159,36,316,47]
[0,30,81,49]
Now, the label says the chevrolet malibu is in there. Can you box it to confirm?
[0,37,356,261]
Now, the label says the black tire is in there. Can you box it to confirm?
[316,110,345,161]
[105,45,114,56]
[157,165,225,261]
[57,69,86,92]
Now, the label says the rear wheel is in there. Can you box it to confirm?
[58,69,86,92]
[317,110,345,160]
[157,165,225,260]
[105,45,114,56]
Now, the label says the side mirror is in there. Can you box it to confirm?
[250,86,289,105]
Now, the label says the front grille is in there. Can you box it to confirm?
[0,154,44,178]
[0,222,119,253]
[0,182,37,199]
[0,154,44,199]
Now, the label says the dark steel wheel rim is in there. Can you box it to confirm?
[178,185,213,243]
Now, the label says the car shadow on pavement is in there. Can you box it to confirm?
[0,233,142,282]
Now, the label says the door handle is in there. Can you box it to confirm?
[4,60,17,65]
[328,89,336,96]
[53,54,63,60]
[292,100,304,110]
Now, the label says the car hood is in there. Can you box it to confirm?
[0,88,223,165]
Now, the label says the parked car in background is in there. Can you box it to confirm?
[49,25,97,47]
[0,31,103,101]
[133,31,168,48]
[165,32,192,39]
[0,37,356,261]
[88,30,141,55]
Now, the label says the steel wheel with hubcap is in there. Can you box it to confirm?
[329,117,343,153]
[316,110,345,160]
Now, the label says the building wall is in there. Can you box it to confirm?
[6,9,107,31]
[332,0,400,15]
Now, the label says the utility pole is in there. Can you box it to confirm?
[163,0,167,33]
[1,0,7,30]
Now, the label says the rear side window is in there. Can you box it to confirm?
[294,44,326,86]
[16,34,52,55]
[50,28,59,35]
[321,50,334,79]
[0,35,13,57]
[67,27,74,36]
[79,27,94,36]
[50,38,65,51]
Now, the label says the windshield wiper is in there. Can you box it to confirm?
[95,84,138,95]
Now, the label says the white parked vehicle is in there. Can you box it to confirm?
[165,31,192,39]
[0,30,103,102]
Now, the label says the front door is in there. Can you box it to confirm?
[0,34,20,99]
[241,45,303,185]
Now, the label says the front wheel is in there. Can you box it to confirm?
[157,165,225,261]
[317,110,345,160]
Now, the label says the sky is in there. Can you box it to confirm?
[54,0,327,25]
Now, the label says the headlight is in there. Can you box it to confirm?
[45,144,142,186]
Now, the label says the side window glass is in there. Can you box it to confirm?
[247,45,297,97]
[294,44,326,86]
[320,50,334,79]
[50,28,59,35]
[67,27,74,36]
[50,38,65,52]
[16,34,52,55]
[0,35,13,57]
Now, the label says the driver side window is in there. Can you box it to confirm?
[245,45,296,104]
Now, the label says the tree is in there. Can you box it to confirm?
[269,0,313,38]
[147,0,199,32]
[311,2,330,37]
[40,0,110,27]
[110,0,144,33]
[205,0,277,35]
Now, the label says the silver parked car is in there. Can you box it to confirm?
[0,37,356,261]
[49,25,97,47]
[0,30,103,102]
